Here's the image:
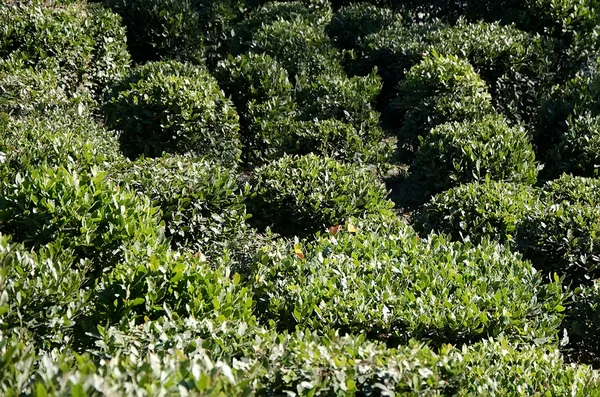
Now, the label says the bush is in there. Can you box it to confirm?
[0,1,130,95]
[111,154,259,269]
[295,69,382,131]
[0,61,93,117]
[546,113,600,177]
[103,61,241,166]
[253,222,567,345]
[410,115,539,195]
[246,18,344,80]
[566,282,600,367]
[0,166,165,272]
[542,174,600,206]
[413,180,541,244]
[0,109,121,179]
[246,154,394,237]
[0,236,91,351]
[327,3,399,50]
[392,54,494,150]
[515,201,600,284]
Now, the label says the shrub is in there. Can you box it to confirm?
[253,223,567,345]
[515,201,600,284]
[103,61,241,166]
[0,236,91,351]
[247,18,344,80]
[0,61,93,117]
[413,180,541,244]
[546,113,600,177]
[95,249,256,325]
[410,115,539,195]
[246,154,394,237]
[0,1,130,95]
[566,281,600,367]
[0,109,121,179]
[327,3,399,50]
[392,54,494,150]
[542,174,600,206]
[111,154,259,269]
[231,1,333,54]
[294,69,382,131]
[0,166,165,272]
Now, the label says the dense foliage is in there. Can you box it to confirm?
[2,0,600,393]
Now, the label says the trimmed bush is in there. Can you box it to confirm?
[0,236,91,351]
[0,166,165,272]
[0,109,121,178]
[111,155,259,269]
[246,154,394,237]
[542,174,600,206]
[247,18,344,80]
[566,281,600,367]
[413,180,541,244]
[253,223,567,345]
[295,69,382,130]
[0,1,130,95]
[103,61,241,166]
[392,54,494,150]
[410,115,539,195]
[327,3,399,50]
[547,113,600,177]
[515,202,600,284]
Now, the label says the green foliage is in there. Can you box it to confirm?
[253,222,567,345]
[0,166,164,272]
[327,3,400,50]
[0,109,121,179]
[541,174,600,206]
[515,201,600,284]
[392,53,494,150]
[0,236,92,351]
[566,282,600,367]
[96,250,255,324]
[547,113,600,177]
[410,115,539,194]
[103,60,241,166]
[111,154,259,270]
[245,18,343,80]
[0,1,130,95]
[0,61,92,117]
[413,180,541,244]
[246,154,394,237]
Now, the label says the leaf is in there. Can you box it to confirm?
[347,223,358,233]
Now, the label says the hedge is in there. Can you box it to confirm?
[252,223,567,345]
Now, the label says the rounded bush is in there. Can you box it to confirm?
[103,61,241,166]
[515,201,600,284]
[295,69,382,131]
[392,54,494,150]
[547,113,600,177]
[0,109,121,178]
[413,180,541,244]
[112,154,259,269]
[0,2,130,95]
[252,224,567,345]
[566,281,600,367]
[327,3,399,50]
[410,115,539,194]
[246,154,394,237]
[542,174,600,207]
[248,18,343,80]
[0,166,165,272]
